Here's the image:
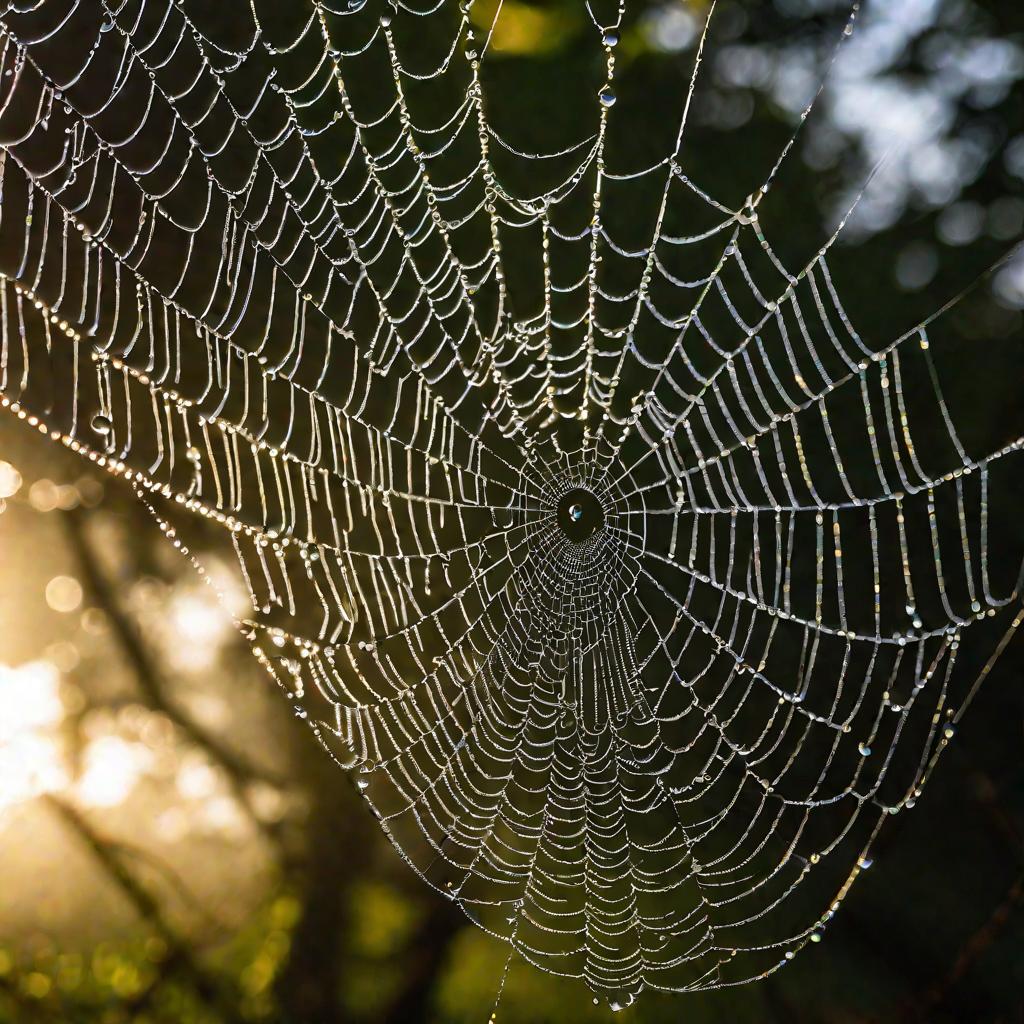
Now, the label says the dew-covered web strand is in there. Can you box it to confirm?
[0,0,1021,1012]
[3,9,512,487]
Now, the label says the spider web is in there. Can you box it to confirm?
[0,0,1021,1008]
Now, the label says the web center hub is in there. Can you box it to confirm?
[557,488,604,541]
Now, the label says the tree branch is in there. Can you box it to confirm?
[60,505,287,848]
[45,795,248,1024]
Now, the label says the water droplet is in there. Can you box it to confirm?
[569,502,583,523]
[90,413,112,436]
[598,86,616,108]
[603,29,619,47]
[858,742,871,757]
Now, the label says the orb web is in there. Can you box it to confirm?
[0,0,1021,1007]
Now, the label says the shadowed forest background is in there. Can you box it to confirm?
[0,0,1023,1021]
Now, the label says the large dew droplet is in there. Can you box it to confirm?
[90,413,113,436]
[598,86,616,108]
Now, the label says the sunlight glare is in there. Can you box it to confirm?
[0,661,68,817]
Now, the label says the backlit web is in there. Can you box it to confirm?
[0,0,1021,1008]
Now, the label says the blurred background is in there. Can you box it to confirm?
[0,0,1022,1021]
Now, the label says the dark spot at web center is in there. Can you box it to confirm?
[557,488,604,541]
